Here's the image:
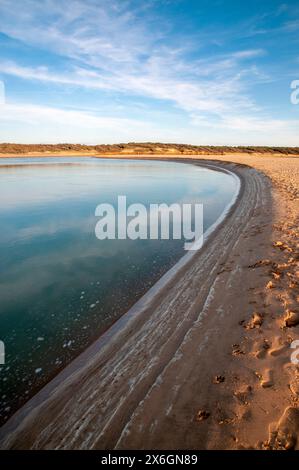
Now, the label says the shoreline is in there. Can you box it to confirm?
[0,154,298,450]
[0,151,298,160]
[0,158,242,440]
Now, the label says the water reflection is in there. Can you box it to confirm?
[0,157,237,423]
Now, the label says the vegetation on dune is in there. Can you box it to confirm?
[0,142,299,155]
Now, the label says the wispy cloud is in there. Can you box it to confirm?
[0,102,144,129]
[0,61,114,90]
[0,0,265,116]
[0,0,298,144]
[0,52,263,117]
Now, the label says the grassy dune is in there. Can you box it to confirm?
[1,142,299,156]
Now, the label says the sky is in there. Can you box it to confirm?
[0,0,299,145]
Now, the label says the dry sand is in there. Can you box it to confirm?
[0,153,298,450]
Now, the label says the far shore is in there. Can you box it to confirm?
[0,153,298,450]
[1,150,299,159]
[0,142,299,159]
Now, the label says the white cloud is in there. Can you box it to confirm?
[0,61,114,90]
[0,101,185,143]
[0,102,145,129]
[1,99,298,146]
[191,112,299,133]
[0,57,259,117]
[0,0,298,145]
[0,0,264,118]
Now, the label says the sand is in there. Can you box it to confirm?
[0,154,298,450]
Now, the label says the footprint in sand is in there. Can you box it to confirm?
[232,344,245,356]
[253,339,270,359]
[283,310,299,327]
[213,375,225,384]
[234,385,252,405]
[266,407,299,450]
[258,368,274,388]
[268,336,289,357]
[195,410,210,422]
[273,241,284,248]
[271,271,281,280]
[255,349,267,359]
[245,312,263,329]
[273,241,293,253]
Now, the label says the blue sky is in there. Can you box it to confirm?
[0,0,299,145]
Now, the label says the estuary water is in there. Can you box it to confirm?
[0,157,238,423]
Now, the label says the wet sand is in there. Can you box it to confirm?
[0,154,298,450]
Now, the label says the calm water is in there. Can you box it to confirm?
[0,157,238,423]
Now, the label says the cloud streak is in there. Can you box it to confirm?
[0,0,299,144]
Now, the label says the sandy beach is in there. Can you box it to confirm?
[0,153,298,450]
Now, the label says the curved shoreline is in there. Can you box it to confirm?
[0,158,269,449]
